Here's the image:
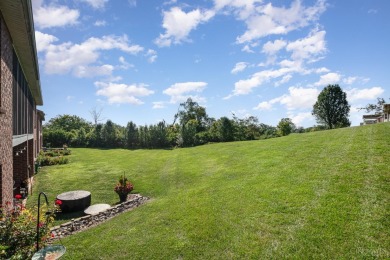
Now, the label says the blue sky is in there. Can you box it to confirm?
[33,0,389,128]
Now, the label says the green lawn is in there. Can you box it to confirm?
[30,123,389,259]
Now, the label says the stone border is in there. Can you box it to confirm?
[49,194,149,240]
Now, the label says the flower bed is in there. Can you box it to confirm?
[49,194,149,240]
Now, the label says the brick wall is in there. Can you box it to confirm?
[0,15,14,207]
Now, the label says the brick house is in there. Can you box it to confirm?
[0,0,44,208]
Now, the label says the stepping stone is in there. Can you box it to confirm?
[84,204,111,215]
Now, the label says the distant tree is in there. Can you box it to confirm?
[174,98,209,133]
[102,120,116,147]
[72,127,87,147]
[149,121,169,148]
[43,129,73,147]
[44,114,92,133]
[312,84,351,129]
[259,124,278,139]
[218,117,235,142]
[277,118,296,136]
[125,121,139,148]
[89,107,104,126]
[181,119,198,146]
[359,97,389,115]
[88,123,103,147]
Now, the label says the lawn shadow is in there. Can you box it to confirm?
[55,211,85,221]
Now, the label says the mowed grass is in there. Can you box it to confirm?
[30,123,389,259]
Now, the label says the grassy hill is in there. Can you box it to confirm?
[31,123,389,259]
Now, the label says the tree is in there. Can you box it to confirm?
[312,84,351,129]
[277,118,296,136]
[89,107,104,126]
[102,120,116,147]
[359,97,389,115]
[44,114,92,133]
[218,117,235,142]
[174,98,209,133]
[125,121,139,148]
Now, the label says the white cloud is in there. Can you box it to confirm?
[254,87,319,111]
[79,0,109,9]
[314,67,330,74]
[152,101,166,109]
[118,56,132,70]
[228,66,300,97]
[288,112,314,126]
[163,82,207,103]
[231,62,249,74]
[155,7,215,47]
[343,76,370,85]
[314,72,341,87]
[35,31,58,52]
[262,39,287,55]
[274,74,292,86]
[346,87,384,102]
[146,49,158,63]
[94,20,107,27]
[236,0,326,43]
[286,29,326,61]
[33,4,79,29]
[95,81,154,105]
[38,35,143,77]
[253,101,272,111]
[241,45,254,53]
[278,86,319,110]
[74,64,114,78]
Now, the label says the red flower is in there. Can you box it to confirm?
[15,194,22,200]
[55,199,62,206]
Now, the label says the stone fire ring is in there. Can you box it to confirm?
[57,190,91,213]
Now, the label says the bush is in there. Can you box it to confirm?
[37,150,71,167]
[0,199,58,259]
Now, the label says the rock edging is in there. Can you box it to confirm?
[50,194,149,240]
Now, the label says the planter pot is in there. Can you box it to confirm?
[118,193,128,202]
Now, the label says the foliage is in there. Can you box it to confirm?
[359,97,389,115]
[0,198,58,259]
[37,150,71,166]
[43,129,73,148]
[174,98,209,133]
[218,117,235,142]
[114,175,134,195]
[312,84,351,129]
[277,118,296,136]
[44,114,92,133]
[125,121,139,149]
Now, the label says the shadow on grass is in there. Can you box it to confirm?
[55,211,85,221]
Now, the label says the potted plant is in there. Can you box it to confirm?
[114,174,134,202]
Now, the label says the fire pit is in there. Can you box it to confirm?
[56,190,91,213]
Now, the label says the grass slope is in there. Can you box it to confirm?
[30,123,389,259]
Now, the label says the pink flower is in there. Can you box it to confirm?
[15,194,22,200]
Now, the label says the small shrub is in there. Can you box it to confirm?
[0,198,59,259]
[37,150,71,167]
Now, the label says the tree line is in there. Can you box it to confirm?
[44,84,367,149]
[43,98,281,148]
